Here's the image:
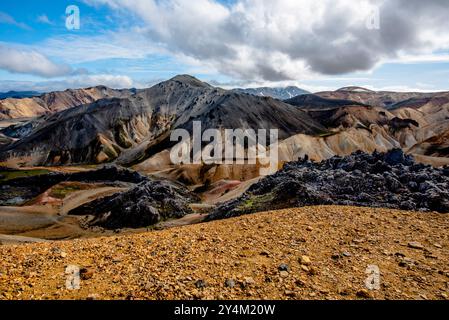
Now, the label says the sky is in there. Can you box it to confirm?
[2,0,449,93]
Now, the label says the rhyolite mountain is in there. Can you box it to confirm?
[0,75,326,166]
[1,75,449,178]
[315,86,438,109]
[233,86,309,100]
[0,86,136,120]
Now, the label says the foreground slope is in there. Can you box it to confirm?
[0,206,448,300]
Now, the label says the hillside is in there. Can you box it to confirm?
[1,206,448,300]
[0,76,326,167]
[0,86,135,120]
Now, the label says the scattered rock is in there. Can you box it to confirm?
[279,271,289,278]
[356,289,373,299]
[408,242,425,250]
[80,268,94,280]
[278,264,290,272]
[225,279,236,288]
[299,255,312,266]
[195,280,207,289]
[208,150,449,221]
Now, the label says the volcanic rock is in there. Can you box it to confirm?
[207,150,449,221]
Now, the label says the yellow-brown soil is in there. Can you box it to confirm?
[0,206,448,300]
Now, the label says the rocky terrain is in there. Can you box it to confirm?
[1,206,448,300]
[68,180,199,229]
[208,150,449,221]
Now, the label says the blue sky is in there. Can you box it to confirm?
[1,0,449,92]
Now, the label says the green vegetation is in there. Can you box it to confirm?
[0,169,50,183]
[49,184,86,199]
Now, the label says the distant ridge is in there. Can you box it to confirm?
[233,86,310,100]
[0,91,40,99]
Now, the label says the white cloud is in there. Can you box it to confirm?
[0,11,31,30]
[85,0,449,82]
[37,14,53,25]
[0,74,142,92]
[0,44,74,78]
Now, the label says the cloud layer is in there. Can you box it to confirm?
[0,74,139,92]
[86,0,449,81]
[0,45,74,78]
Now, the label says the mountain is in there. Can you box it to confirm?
[315,87,436,109]
[0,86,136,120]
[0,75,326,167]
[284,94,366,110]
[1,75,449,184]
[233,86,309,100]
[0,91,40,99]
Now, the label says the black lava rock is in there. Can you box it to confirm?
[207,149,449,221]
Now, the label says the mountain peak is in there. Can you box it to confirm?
[337,86,374,93]
[169,75,211,88]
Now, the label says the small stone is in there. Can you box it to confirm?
[299,255,312,266]
[195,280,207,289]
[331,253,342,260]
[342,252,352,257]
[434,243,443,249]
[408,242,424,250]
[60,252,67,258]
[225,279,235,288]
[338,288,351,296]
[80,268,94,280]
[260,250,270,257]
[244,277,255,286]
[284,290,295,297]
[295,279,306,287]
[301,265,310,272]
[279,271,289,278]
[356,289,373,299]
[399,257,415,268]
[306,226,313,231]
[308,267,319,276]
[278,263,290,272]
[86,294,99,300]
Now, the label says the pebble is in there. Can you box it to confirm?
[225,279,235,288]
[195,280,207,289]
[279,271,289,278]
[278,264,290,272]
[408,242,424,250]
[80,268,94,280]
[356,289,373,299]
[299,255,312,266]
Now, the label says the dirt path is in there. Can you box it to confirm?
[60,187,127,215]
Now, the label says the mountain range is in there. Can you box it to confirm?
[1,76,449,184]
[0,91,41,100]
